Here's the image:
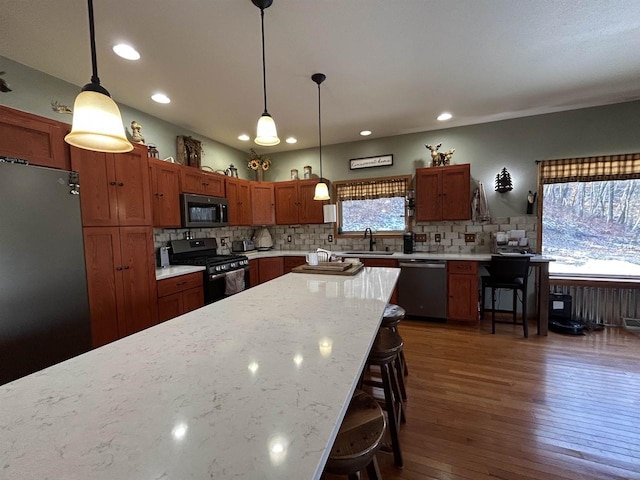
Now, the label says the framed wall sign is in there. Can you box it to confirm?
[349,154,393,170]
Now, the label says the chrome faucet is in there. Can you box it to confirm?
[363,228,376,251]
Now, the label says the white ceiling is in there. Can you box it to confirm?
[3,0,640,153]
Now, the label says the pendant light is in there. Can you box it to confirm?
[252,0,280,146]
[64,0,132,153]
[312,73,330,201]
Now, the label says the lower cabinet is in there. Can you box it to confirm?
[83,226,158,347]
[157,272,204,322]
[283,256,306,273]
[361,258,399,304]
[447,261,479,322]
[258,257,284,284]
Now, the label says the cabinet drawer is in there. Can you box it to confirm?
[157,272,203,297]
[362,258,398,268]
[448,261,478,275]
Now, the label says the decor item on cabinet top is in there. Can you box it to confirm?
[291,169,299,180]
[495,167,513,193]
[425,143,455,167]
[0,71,12,92]
[253,227,273,250]
[147,144,159,158]
[51,101,72,114]
[177,135,202,167]
[248,148,271,181]
[471,181,491,222]
[130,121,145,144]
[226,164,239,177]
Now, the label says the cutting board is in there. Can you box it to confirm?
[292,262,364,276]
[300,262,351,272]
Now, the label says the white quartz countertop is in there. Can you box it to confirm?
[243,249,554,263]
[0,267,400,480]
[156,264,206,280]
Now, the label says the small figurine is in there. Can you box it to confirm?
[443,148,455,166]
[425,143,442,167]
[51,101,73,114]
[0,72,11,93]
[131,121,145,144]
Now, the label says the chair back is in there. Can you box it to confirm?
[488,255,530,283]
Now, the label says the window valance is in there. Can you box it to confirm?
[335,177,408,201]
[538,152,640,184]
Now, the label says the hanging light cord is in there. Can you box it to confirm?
[317,81,323,180]
[87,0,100,87]
[260,7,268,115]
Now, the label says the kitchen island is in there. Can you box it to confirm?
[0,267,400,479]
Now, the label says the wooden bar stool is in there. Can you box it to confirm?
[381,304,409,378]
[324,390,385,480]
[363,327,406,468]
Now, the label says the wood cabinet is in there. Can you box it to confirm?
[249,259,260,288]
[275,179,327,224]
[180,167,225,197]
[361,258,399,304]
[157,272,204,322]
[447,261,479,322]
[283,256,306,273]
[83,226,158,347]
[258,257,284,284]
[251,182,276,225]
[0,105,70,170]
[415,164,471,221]
[149,158,181,227]
[70,143,152,227]
[226,177,252,226]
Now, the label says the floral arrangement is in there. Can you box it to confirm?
[247,148,271,171]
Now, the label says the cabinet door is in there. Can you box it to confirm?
[150,159,181,227]
[441,164,471,220]
[182,286,205,313]
[72,147,120,226]
[0,105,69,170]
[83,227,125,347]
[415,168,442,222]
[119,227,158,336]
[258,257,284,283]
[283,256,306,273]
[275,181,299,224]
[114,145,152,226]
[447,273,478,321]
[201,172,225,197]
[226,178,240,225]
[237,180,252,225]
[158,293,183,323]
[298,179,326,224]
[180,168,206,194]
[251,182,276,225]
[249,259,260,287]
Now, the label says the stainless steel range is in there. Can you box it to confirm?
[169,238,250,304]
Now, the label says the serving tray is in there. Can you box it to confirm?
[292,262,364,276]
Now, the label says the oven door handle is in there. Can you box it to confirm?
[209,266,249,282]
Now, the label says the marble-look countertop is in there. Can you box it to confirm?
[156,264,206,280]
[0,267,400,480]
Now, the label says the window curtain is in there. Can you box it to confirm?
[336,177,407,200]
[538,152,640,184]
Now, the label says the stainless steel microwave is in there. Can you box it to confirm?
[180,194,229,228]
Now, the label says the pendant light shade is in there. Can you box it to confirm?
[312,73,330,201]
[65,0,132,153]
[252,0,279,146]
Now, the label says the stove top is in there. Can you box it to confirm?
[169,238,249,274]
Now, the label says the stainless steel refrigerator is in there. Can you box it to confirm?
[0,162,91,385]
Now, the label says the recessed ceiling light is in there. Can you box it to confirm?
[437,112,452,121]
[285,137,297,144]
[151,93,171,104]
[238,134,250,141]
[360,130,372,136]
[112,44,140,61]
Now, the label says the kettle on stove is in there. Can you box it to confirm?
[253,227,273,250]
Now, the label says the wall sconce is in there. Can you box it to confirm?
[405,189,415,217]
[495,167,513,193]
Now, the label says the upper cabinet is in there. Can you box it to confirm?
[71,143,152,227]
[250,182,276,225]
[275,179,327,225]
[226,177,252,226]
[180,168,225,197]
[149,158,181,228]
[415,164,471,222]
[0,105,70,170]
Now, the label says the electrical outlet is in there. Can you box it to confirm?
[464,233,476,243]
[220,238,226,246]
[287,235,292,243]
[415,233,427,242]
[434,233,442,242]
[328,234,333,243]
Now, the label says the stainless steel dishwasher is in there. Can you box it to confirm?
[398,259,447,319]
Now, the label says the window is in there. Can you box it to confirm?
[335,176,411,235]
[539,153,640,277]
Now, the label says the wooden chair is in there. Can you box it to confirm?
[381,303,409,382]
[324,390,386,479]
[481,255,531,338]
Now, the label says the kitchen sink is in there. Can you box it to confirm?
[342,251,395,255]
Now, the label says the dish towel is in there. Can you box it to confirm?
[224,269,246,296]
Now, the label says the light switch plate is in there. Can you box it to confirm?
[464,233,476,243]
[415,233,427,242]
[434,233,442,242]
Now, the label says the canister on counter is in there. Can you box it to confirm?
[303,165,312,179]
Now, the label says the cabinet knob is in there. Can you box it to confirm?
[118,182,125,187]
[159,193,164,197]
[110,181,117,186]
[124,265,130,270]
[116,266,123,271]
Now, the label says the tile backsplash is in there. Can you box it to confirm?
[153,215,537,254]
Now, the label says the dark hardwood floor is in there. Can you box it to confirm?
[331,317,640,480]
